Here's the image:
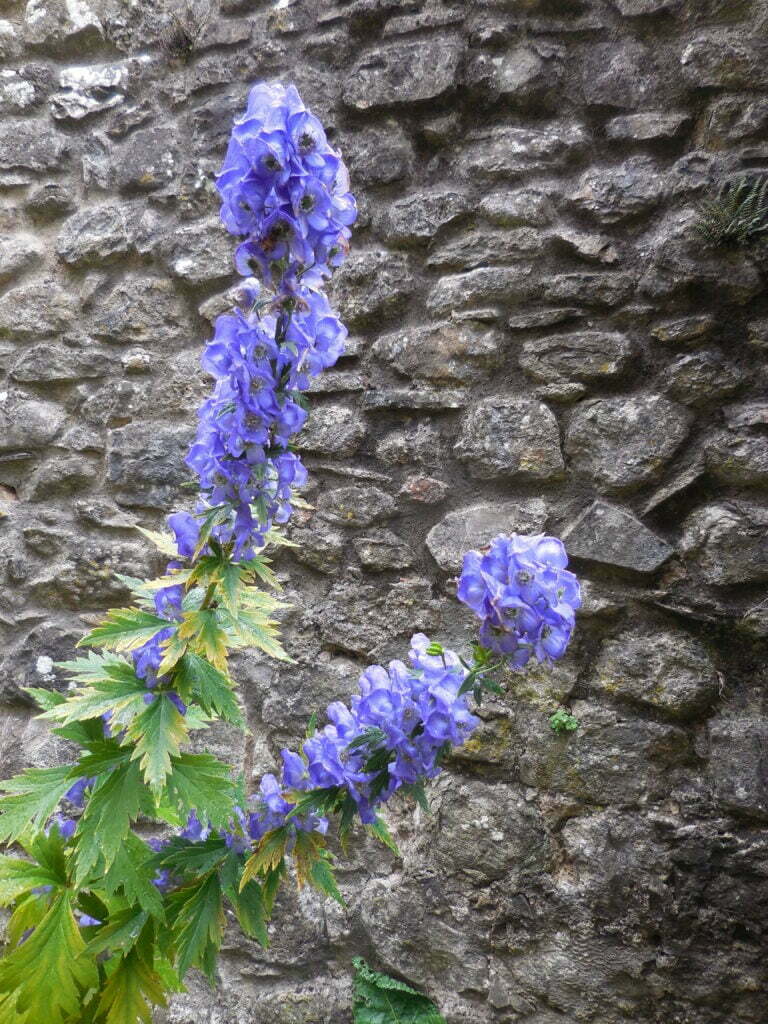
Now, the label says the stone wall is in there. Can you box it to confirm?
[0,0,767,1020]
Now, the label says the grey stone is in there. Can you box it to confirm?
[462,122,589,180]
[606,111,690,140]
[748,319,768,351]
[708,716,768,820]
[377,189,467,245]
[468,44,561,108]
[681,35,765,91]
[641,236,762,305]
[57,204,134,265]
[24,183,76,222]
[296,405,366,457]
[161,219,234,285]
[589,629,718,719]
[664,352,741,406]
[373,322,503,384]
[0,391,65,452]
[0,278,77,340]
[376,423,443,467]
[329,250,412,327]
[427,266,533,316]
[0,234,42,284]
[343,37,463,109]
[427,228,545,269]
[562,500,673,573]
[0,68,45,114]
[343,121,413,187]
[520,331,634,384]
[0,19,21,61]
[106,423,193,509]
[680,501,768,585]
[540,272,636,309]
[50,63,128,120]
[0,119,68,176]
[399,475,448,505]
[353,529,415,571]
[508,308,582,330]
[24,0,103,54]
[316,485,396,528]
[478,189,553,227]
[91,278,191,347]
[705,430,768,487]
[11,344,112,383]
[363,388,467,411]
[701,94,768,149]
[725,402,768,430]
[307,371,366,394]
[289,524,346,575]
[651,315,716,347]
[426,499,548,572]
[582,41,665,108]
[566,395,693,493]
[570,157,664,223]
[456,397,564,481]
[552,227,620,265]
[116,127,180,192]
[611,0,681,12]
[740,598,768,638]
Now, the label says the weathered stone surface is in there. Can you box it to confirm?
[376,423,443,467]
[551,227,620,265]
[426,499,547,572]
[116,127,180,192]
[705,429,768,486]
[0,68,46,114]
[91,277,191,346]
[373,322,503,384]
[651,314,716,347]
[24,0,103,54]
[106,423,192,509]
[664,352,741,406]
[296,405,366,456]
[24,182,75,222]
[160,219,233,285]
[427,228,544,269]
[316,485,396,528]
[581,41,666,108]
[563,500,673,573]
[353,529,414,571]
[681,35,765,91]
[0,391,65,452]
[0,20,21,61]
[0,119,68,175]
[589,629,718,719]
[376,189,468,245]
[11,344,112,383]
[343,37,463,109]
[399,475,448,505]
[701,94,768,149]
[540,272,636,309]
[462,122,589,179]
[57,204,134,265]
[0,234,42,284]
[606,111,689,140]
[330,250,412,327]
[611,0,681,13]
[708,716,768,820]
[289,524,346,575]
[479,188,553,227]
[456,397,564,481]
[680,501,768,585]
[566,395,693,492]
[0,278,77,340]
[570,157,664,223]
[50,63,128,120]
[520,331,634,384]
[427,266,532,316]
[343,120,413,186]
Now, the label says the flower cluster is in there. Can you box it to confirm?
[173,81,355,558]
[457,534,581,667]
[217,82,356,288]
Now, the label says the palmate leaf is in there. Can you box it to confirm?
[240,827,288,890]
[352,958,446,1024]
[83,907,150,958]
[126,694,189,793]
[0,765,73,844]
[136,526,180,559]
[74,759,145,885]
[95,947,168,1024]
[102,834,166,921]
[78,608,174,654]
[222,605,291,662]
[40,673,149,732]
[149,835,230,878]
[167,872,225,981]
[178,610,228,671]
[0,855,61,906]
[174,652,244,728]
[163,752,239,829]
[0,891,99,1023]
[222,861,269,947]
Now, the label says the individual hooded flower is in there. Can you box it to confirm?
[457,533,581,665]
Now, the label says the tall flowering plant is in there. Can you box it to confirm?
[0,85,580,1023]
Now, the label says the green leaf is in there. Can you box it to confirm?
[150,835,229,878]
[96,946,168,1024]
[367,816,400,858]
[352,958,446,1024]
[240,827,288,890]
[222,605,290,662]
[40,672,149,731]
[0,765,73,844]
[224,873,268,947]
[102,834,166,921]
[74,759,144,884]
[136,526,180,559]
[178,610,228,671]
[309,854,345,907]
[0,856,61,906]
[163,753,239,830]
[0,892,99,1023]
[174,652,244,728]
[23,687,66,712]
[126,694,189,793]
[83,906,150,958]
[167,873,224,981]
[78,608,174,654]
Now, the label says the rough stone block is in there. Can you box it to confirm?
[343,37,463,109]
[562,500,673,573]
[426,499,547,572]
[373,322,503,385]
[456,397,564,481]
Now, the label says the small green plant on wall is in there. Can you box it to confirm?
[696,174,768,248]
[353,959,446,1024]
